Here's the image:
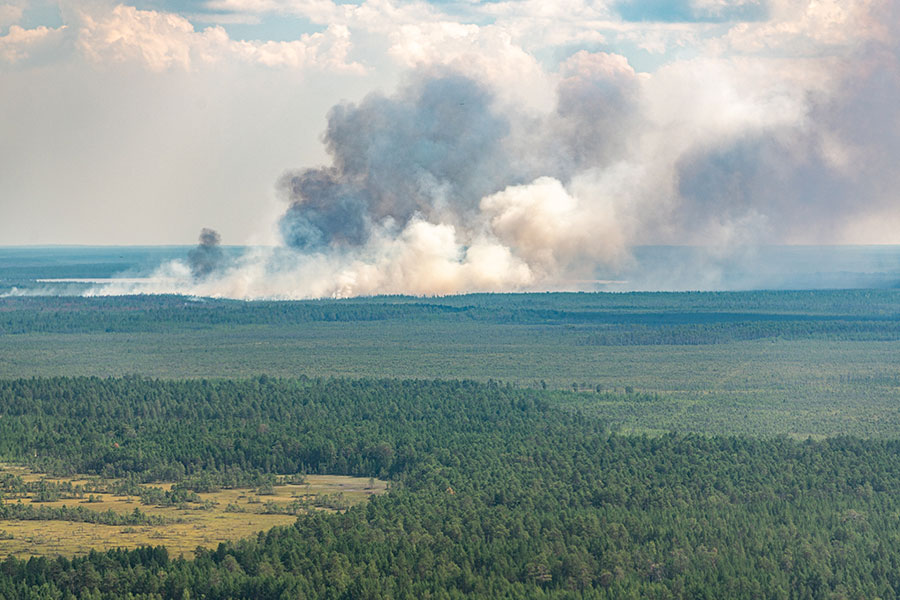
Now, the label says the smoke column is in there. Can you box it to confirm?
[89,4,900,299]
[187,228,225,280]
[279,73,513,252]
[93,66,627,299]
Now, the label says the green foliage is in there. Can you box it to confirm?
[0,377,898,597]
[1,293,898,441]
[0,290,899,597]
[0,501,168,526]
[1,290,899,336]
[0,377,532,480]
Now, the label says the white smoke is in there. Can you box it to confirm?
[90,175,623,299]
[481,177,624,280]
[86,0,900,299]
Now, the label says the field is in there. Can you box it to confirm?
[1,292,899,437]
[5,329,900,438]
[0,465,386,559]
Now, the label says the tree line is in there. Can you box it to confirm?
[3,290,899,336]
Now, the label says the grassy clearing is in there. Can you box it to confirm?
[0,466,386,559]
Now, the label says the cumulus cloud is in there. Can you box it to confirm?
[722,0,885,53]
[231,24,360,70]
[75,4,361,71]
[0,23,67,63]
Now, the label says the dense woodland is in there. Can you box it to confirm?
[0,377,900,598]
[0,290,899,597]
[3,291,900,343]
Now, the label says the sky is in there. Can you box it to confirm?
[1,0,899,296]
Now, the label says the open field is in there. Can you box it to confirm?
[2,323,897,388]
[3,326,899,436]
[0,466,386,558]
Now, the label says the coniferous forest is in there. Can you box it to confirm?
[0,292,899,598]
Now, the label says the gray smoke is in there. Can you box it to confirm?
[187,228,224,279]
[92,63,635,299]
[675,4,900,246]
[676,133,852,242]
[279,71,515,251]
[88,4,900,299]
[550,52,641,177]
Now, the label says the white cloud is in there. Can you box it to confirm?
[232,25,362,70]
[76,4,362,72]
[722,0,886,55]
[0,23,66,63]
[77,5,199,70]
[387,21,555,110]
[0,3,23,28]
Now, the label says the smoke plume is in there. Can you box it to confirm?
[88,1,900,299]
[110,67,628,299]
[278,72,514,251]
[187,228,224,280]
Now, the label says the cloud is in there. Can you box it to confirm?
[722,0,885,54]
[0,23,67,63]
[0,3,24,28]
[75,4,362,71]
[77,5,200,70]
[231,24,360,70]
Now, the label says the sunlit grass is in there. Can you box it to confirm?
[0,466,387,559]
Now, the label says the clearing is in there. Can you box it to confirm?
[0,465,387,558]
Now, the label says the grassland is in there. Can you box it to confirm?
[3,324,899,437]
[2,320,897,386]
[0,465,386,559]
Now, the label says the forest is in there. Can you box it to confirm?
[0,291,898,598]
[0,376,897,597]
[3,290,900,337]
